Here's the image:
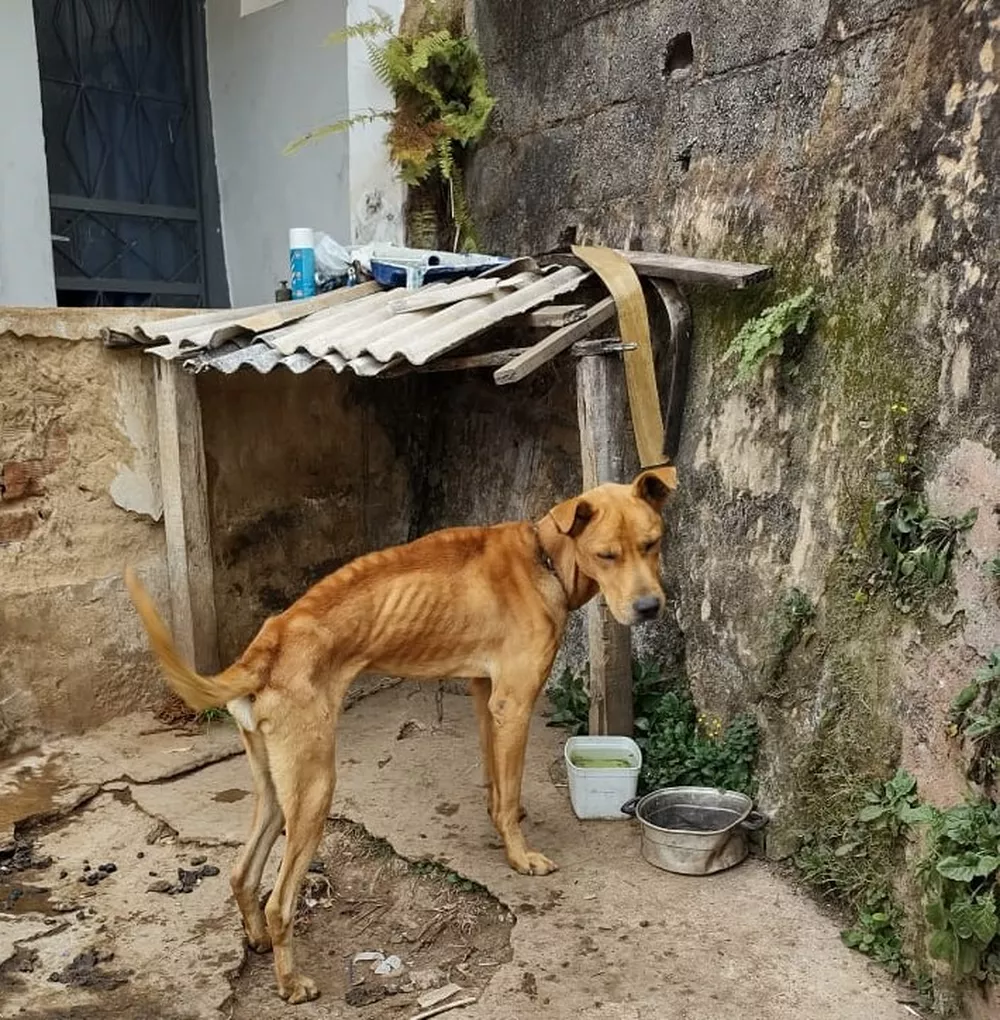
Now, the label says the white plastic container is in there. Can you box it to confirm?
[564,735,642,820]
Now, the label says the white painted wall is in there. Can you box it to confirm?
[207,0,404,305]
[206,0,353,306]
[345,0,405,245]
[0,0,56,307]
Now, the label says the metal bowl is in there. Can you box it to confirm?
[621,786,767,876]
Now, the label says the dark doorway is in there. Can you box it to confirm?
[32,0,227,307]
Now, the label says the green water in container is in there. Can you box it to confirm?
[569,754,634,769]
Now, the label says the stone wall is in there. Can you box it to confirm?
[467,0,999,1005]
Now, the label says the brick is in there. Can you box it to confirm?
[0,508,36,544]
[0,460,47,501]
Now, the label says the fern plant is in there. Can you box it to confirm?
[286,2,495,251]
[721,287,817,386]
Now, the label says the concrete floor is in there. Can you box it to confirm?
[1,685,916,1019]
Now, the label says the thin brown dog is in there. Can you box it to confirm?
[125,466,676,1004]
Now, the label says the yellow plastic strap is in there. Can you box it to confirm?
[570,245,665,468]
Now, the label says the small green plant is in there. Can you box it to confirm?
[411,859,486,894]
[548,659,759,795]
[986,555,1000,580]
[720,287,816,386]
[759,588,816,698]
[917,799,1000,981]
[841,893,907,975]
[546,666,590,736]
[287,2,494,250]
[798,770,927,981]
[949,650,1000,786]
[858,769,934,835]
[199,707,230,724]
[875,483,977,595]
[845,402,976,612]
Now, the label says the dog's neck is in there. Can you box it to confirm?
[533,514,599,611]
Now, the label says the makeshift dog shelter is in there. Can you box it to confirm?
[108,247,771,736]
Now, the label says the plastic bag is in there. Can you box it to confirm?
[313,232,352,288]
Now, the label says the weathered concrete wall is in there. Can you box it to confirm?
[0,312,416,751]
[0,314,172,754]
[200,368,413,662]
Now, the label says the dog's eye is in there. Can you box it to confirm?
[596,550,618,561]
[643,539,660,554]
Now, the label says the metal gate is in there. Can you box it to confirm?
[33,0,225,307]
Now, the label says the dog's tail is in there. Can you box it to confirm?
[125,567,261,722]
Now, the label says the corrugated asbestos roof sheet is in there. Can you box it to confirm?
[127,263,590,378]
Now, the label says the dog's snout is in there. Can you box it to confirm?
[633,595,662,621]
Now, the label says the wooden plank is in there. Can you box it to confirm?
[524,304,587,328]
[493,297,616,385]
[576,352,636,737]
[572,245,664,468]
[381,339,634,377]
[545,250,772,289]
[396,347,529,374]
[571,338,635,357]
[154,360,220,675]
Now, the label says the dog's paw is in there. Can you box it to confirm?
[278,973,319,1004]
[511,851,559,876]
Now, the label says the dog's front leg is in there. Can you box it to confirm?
[487,661,558,876]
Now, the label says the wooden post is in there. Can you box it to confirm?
[154,359,220,674]
[576,350,636,736]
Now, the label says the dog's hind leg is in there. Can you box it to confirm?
[488,653,558,877]
[230,727,283,953]
[262,693,339,1004]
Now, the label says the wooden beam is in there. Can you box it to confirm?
[493,297,616,385]
[154,359,220,674]
[381,339,634,377]
[570,338,635,357]
[400,347,529,374]
[544,250,772,289]
[524,304,587,328]
[576,351,636,737]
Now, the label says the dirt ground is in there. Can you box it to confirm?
[1,685,920,1020]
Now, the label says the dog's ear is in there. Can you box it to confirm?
[548,497,595,538]
[632,465,678,512]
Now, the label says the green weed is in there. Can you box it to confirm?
[720,287,816,386]
[949,650,1000,790]
[548,658,759,796]
[199,707,230,724]
[917,799,1000,981]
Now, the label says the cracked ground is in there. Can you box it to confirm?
[2,685,917,1019]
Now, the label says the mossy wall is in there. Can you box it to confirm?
[465,1,1000,1010]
